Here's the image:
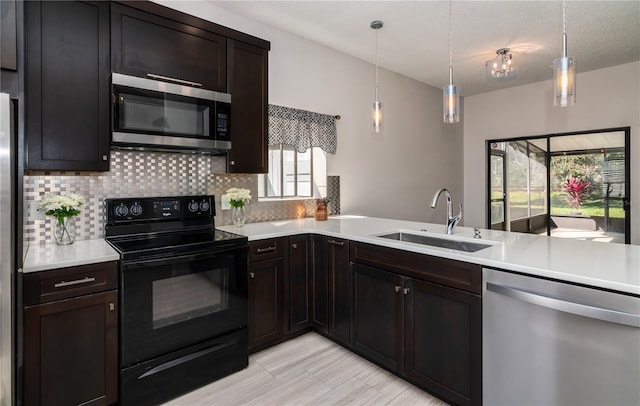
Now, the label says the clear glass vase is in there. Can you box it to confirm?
[232,205,245,227]
[54,216,75,245]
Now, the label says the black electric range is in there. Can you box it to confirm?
[104,195,249,406]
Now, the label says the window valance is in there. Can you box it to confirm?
[268,104,337,154]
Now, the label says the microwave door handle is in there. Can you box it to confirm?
[146,73,203,88]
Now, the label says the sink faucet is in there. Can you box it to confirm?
[430,188,462,235]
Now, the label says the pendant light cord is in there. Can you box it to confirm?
[448,0,452,70]
[561,0,568,57]
[562,0,566,35]
[375,27,379,90]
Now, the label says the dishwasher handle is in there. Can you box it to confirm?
[486,282,640,328]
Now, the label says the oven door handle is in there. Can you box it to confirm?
[138,341,237,379]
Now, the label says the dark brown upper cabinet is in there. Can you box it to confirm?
[25,0,110,171]
[227,39,269,174]
[111,2,226,92]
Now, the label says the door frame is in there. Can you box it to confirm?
[486,126,631,244]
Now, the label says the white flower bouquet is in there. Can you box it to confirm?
[226,188,252,208]
[39,192,86,223]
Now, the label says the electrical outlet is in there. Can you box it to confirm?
[221,194,231,210]
[28,201,46,221]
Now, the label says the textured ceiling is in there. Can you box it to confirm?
[211,1,640,96]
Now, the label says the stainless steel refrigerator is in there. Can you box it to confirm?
[0,92,15,405]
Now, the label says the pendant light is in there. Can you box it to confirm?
[443,0,459,123]
[371,20,383,133]
[553,0,576,107]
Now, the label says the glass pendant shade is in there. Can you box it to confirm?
[553,55,576,107]
[372,98,383,133]
[443,84,459,123]
[443,66,459,123]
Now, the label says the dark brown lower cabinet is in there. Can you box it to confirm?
[309,235,350,343]
[289,235,311,333]
[350,249,482,406]
[248,256,286,351]
[327,237,350,345]
[404,278,481,406]
[351,263,403,371]
[310,235,328,333]
[23,262,118,406]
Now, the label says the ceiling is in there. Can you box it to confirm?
[211,1,640,97]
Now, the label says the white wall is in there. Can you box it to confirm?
[464,61,640,244]
[156,1,464,224]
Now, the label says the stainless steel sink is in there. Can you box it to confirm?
[378,232,493,252]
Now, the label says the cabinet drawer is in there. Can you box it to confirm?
[350,243,481,294]
[248,238,285,262]
[24,261,118,305]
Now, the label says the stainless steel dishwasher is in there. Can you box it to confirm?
[483,268,640,406]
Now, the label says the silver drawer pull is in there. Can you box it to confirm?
[147,73,202,87]
[328,240,345,247]
[256,246,276,254]
[54,277,96,288]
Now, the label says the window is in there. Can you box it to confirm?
[258,144,327,199]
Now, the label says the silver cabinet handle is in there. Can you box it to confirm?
[54,277,96,288]
[292,243,298,249]
[395,285,401,293]
[109,303,115,311]
[403,288,411,295]
[146,73,202,87]
[249,272,255,279]
[256,246,276,254]
[487,282,640,328]
[327,240,344,247]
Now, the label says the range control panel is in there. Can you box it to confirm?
[106,195,214,224]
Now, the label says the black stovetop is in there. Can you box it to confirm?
[104,195,247,261]
[106,228,247,261]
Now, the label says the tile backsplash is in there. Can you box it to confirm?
[24,150,340,246]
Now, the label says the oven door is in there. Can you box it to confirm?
[120,245,247,367]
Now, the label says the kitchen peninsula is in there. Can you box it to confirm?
[218,215,640,295]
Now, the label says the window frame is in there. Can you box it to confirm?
[258,144,318,199]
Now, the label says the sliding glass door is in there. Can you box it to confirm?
[487,127,630,244]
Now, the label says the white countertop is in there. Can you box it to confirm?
[22,239,120,273]
[218,216,640,296]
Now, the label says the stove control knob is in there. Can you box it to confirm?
[188,201,199,213]
[130,202,143,216]
[199,200,210,212]
[115,203,129,217]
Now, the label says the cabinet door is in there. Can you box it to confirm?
[25,0,110,170]
[327,238,350,345]
[311,235,328,333]
[24,290,118,406]
[351,263,404,371]
[404,277,481,406]
[289,235,311,332]
[227,39,268,174]
[248,257,285,350]
[111,3,226,92]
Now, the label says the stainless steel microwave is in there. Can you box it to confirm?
[111,73,231,153]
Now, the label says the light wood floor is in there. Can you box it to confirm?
[164,332,449,405]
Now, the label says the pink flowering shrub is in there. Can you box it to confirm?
[563,176,591,211]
